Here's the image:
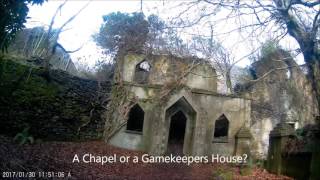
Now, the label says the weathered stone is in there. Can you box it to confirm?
[105,52,251,156]
[237,49,318,158]
[269,123,295,137]
[0,58,111,140]
[236,127,253,139]
[267,122,295,175]
[234,127,252,157]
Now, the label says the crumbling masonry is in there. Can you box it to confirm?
[105,53,252,156]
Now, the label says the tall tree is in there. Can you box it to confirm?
[94,12,149,56]
[95,12,192,59]
[174,0,320,113]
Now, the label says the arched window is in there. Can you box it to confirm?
[134,60,151,84]
[126,104,144,133]
[214,114,229,140]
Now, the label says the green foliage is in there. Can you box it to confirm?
[0,57,107,141]
[212,167,233,180]
[0,57,58,105]
[94,12,149,55]
[13,75,58,105]
[0,0,45,52]
[94,12,191,58]
[147,14,190,56]
[260,40,280,58]
[14,126,34,145]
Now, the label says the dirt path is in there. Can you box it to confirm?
[0,136,292,179]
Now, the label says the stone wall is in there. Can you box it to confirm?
[107,52,251,156]
[267,122,320,180]
[0,57,110,141]
[108,85,251,155]
[118,53,217,92]
[237,49,318,157]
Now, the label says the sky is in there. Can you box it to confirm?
[27,0,153,67]
[26,0,304,69]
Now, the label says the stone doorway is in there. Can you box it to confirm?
[165,97,196,155]
[167,111,187,155]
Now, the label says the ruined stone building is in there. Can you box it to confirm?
[105,53,252,156]
[236,49,319,157]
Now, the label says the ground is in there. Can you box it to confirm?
[0,136,292,180]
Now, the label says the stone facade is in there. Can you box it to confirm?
[106,53,251,156]
[267,122,295,175]
[267,122,320,179]
[236,49,318,157]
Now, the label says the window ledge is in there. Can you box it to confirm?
[125,130,143,135]
[212,138,228,143]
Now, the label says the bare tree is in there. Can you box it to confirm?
[172,0,320,112]
[43,0,90,76]
[190,27,235,93]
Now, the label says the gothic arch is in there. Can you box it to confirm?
[165,96,196,155]
[126,104,145,133]
[213,114,229,140]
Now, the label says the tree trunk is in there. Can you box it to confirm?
[304,51,320,115]
[276,3,320,115]
[295,34,320,115]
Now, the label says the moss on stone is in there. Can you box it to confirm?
[0,58,59,105]
[0,57,109,141]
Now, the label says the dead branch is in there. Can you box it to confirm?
[43,0,91,73]
[245,63,307,83]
